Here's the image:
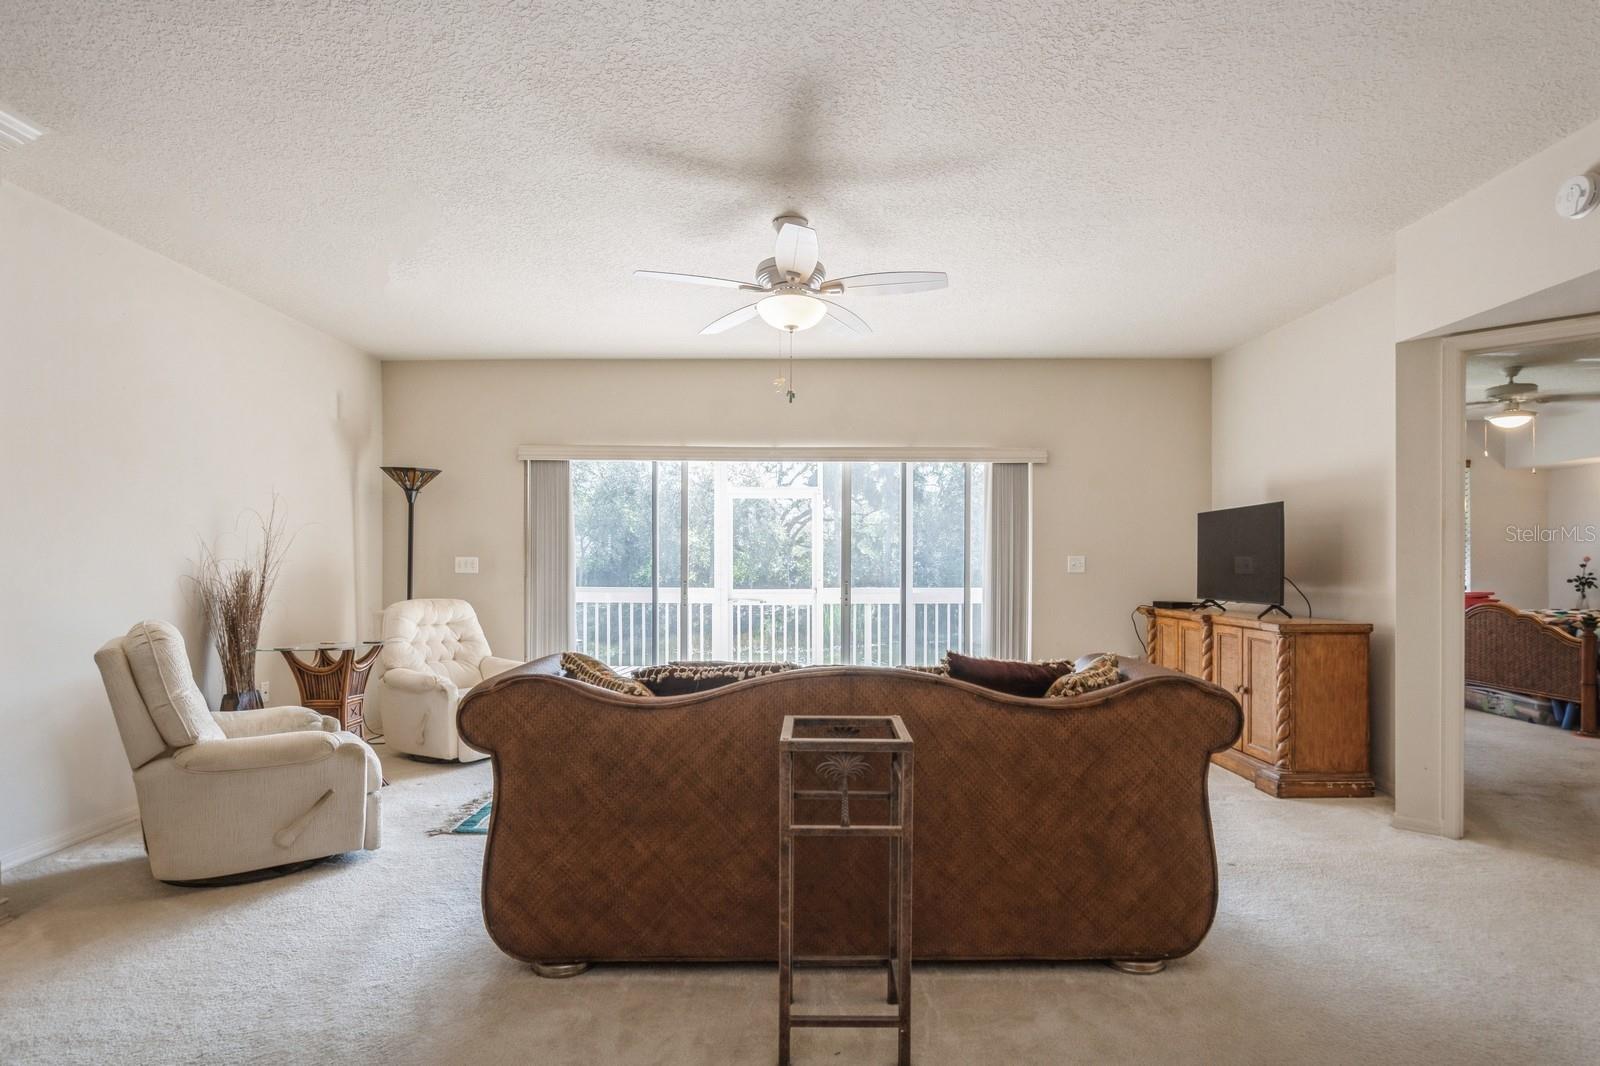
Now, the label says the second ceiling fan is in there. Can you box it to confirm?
[1468,364,1600,428]
[635,215,947,337]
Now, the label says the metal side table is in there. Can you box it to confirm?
[778,714,914,1066]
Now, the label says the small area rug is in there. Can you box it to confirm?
[431,793,492,835]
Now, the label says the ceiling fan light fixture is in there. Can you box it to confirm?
[1487,410,1535,429]
[757,292,827,332]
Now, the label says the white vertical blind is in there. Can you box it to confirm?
[525,460,574,659]
[985,462,1031,660]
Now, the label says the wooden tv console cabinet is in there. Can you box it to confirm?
[1139,607,1374,798]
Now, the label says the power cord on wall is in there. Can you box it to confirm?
[1285,577,1314,618]
[1130,606,1148,656]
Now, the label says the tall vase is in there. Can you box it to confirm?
[221,689,265,712]
[1580,591,1591,611]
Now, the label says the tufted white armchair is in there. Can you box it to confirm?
[95,621,382,883]
[377,599,522,762]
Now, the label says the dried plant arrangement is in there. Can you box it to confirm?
[192,497,294,711]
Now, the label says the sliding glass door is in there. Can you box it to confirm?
[571,459,986,668]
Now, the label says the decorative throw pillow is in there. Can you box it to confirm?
[1046,654,1122,698]
[944,651,1076,697]
[633,661,798,696]
[560,651,652,697]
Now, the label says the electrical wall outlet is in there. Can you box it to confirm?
[1067,555,1086,573]
[259,681,271,704]
[455,556,480,574]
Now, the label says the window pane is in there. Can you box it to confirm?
[656,462,681,661]
[685,462,715,660]
[820,463,843,663]
[724,460,817,489]
[572,460,654,668]
[733,498,813,589]
[911,463,966,664]
[970,463,988,656]
[851,462,902,665]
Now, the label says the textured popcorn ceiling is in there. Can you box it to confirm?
[5,2,1600,359]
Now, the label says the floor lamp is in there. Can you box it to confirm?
[382,466,441,600]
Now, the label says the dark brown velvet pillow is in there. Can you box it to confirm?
[944,651,1076,697]
[632,661,799,696]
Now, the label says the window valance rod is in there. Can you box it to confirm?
[516,444,1047,464]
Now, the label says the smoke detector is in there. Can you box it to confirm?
[0,109,44,152]
[1555,172,1600,220]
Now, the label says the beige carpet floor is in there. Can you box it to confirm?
[1,710,1596,1065]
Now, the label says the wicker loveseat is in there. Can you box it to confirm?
[457,656,1241,975]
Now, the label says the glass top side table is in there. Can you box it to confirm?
[778,714,914,1066]
[258,641,389,739]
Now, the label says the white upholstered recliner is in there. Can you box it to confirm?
[95,621,382,883]
[377,599,522,762]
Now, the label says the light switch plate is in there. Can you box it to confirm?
[1067,555,1086,573]
[455,556,480,574]
[259,681,271,704]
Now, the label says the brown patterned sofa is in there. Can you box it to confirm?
[456,657,1241,975]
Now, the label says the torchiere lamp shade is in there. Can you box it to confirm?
[381,466,442,497]
[382,466,441,599]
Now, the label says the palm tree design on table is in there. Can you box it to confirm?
[816,754,871,827]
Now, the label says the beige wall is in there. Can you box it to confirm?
[1544,463,1600,608]
[1397,113,1600,340]
[381,358,1212,663]
[1466,432,1548,610]
[0,183,384,867]
[1211,276,1398,790]
[1504,405,1600,469]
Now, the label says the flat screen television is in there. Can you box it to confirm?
[1197,502,1284,606]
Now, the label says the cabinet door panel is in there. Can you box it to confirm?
[1180,623,1205,678]
[1213,626,1244,750]
[1243,632,1279,761]
[1155,620,1182,670]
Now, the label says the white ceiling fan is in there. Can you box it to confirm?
[634,215,947,337]
[1468,364,1600,428]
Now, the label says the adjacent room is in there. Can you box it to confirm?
[1461,333,1600,845]
[3,4,1599,1064]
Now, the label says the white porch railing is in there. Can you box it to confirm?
[575,586,982,669]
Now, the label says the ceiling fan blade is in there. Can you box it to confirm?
[817,298,871,336]
[1531,392,1600,404]
[1465,400,1503,408]
[774,223,819,282]
[635,270,758,291]
[698,304,761,335]
[821,271,948,296]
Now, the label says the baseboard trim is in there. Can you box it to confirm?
[0,807,141,872]
[1390,813,1449,837]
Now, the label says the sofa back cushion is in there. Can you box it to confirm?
[945,651,1076,697]
[123,621,225,748]
[381,599,493,689]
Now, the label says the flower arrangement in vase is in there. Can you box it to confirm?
[192,498,293,712]
[1568,555,1597,610]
